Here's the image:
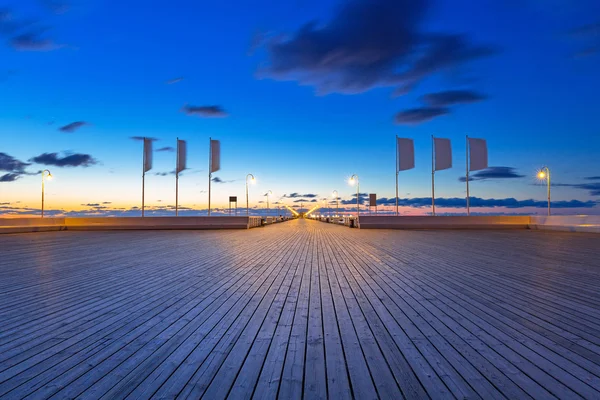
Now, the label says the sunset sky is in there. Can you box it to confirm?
[1,0,599,216]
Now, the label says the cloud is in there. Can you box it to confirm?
[554,182,600,197]
[156,146,175,152]
[0,173,20,182]
[459,167,525,182]
[375,196,596,209]
[211,176,235,184]
[59,121,88,133]
[585,176,600,180]
[130,136,158,141]
[0,152,29,173]
[258,0,495,95]
[166,77,184,84]
[11,30,63,51]
[283,192,318,198]
[155,171,175,176]
[395,107,449,124]
[181,105,228,118]
[30,152,97,167]
[422,90,487,107]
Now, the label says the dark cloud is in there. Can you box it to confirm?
[181,105,228,118]
[554,182,600,197]
[155,171,175,176]
[283,192,318,198]
[585,176,600,180]
[130,136,158,141]
[422,90,486,107]
[459,167,525,182]
[395,107,449,124]
[11,30,62,51]
[258,0,495,95]
[0,173,20,182]
[156,146,175,152]
[212,176,235,184]
[0,152,29,173]
[30,152,97,167]
[59,121,88,133]
[81,203,100,207]
[376,196,596,209]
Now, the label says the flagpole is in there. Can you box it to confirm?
[431,135,435,216]
[208,137,212,216]
[466,135,470,216]
[176,138,179,217]
[395,135,399,216]
[142,137,145,218]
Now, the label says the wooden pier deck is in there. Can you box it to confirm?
[1,219,600,399]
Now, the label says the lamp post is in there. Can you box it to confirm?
[246,173,255,216]
[537,167,551,216]
[266,190,272,217]
[332,190,339,217]
[349,174,359,222]
[41,169,52,218]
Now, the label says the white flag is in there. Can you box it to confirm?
[210,139,220,173]
[177,139,187,173]
[468,138,488,172]
[397,138,415,172]
[143,138,153,172]
[434,138,452,171]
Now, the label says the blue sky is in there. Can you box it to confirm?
[1,0,599,216]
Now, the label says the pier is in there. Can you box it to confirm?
[1,219,600,399]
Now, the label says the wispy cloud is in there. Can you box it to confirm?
[283,192,318,198]
[258,0,495,96]
[156,146,175,152]
[11,30,63,51]
[59,121,88,133]
[166,77,184,85]
[554,181,600,196]
[422,90,487,107]
[459,167,525,182]
[30,152,97,167]
[212,176,236,184]
[375,196,596,209]
[130,136,158,142]
[181,105,228,118]
[0,152,30,174]
[0,173,20,182]
[395,107,450,125]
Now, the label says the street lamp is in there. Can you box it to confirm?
[349,174,359,221]
[332,190,339,217]
[246,173,255,216]
[41,169,52,218]
[265,190,272,217]
[537,166,551,216]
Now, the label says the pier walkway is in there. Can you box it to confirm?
[1,219,600,399]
